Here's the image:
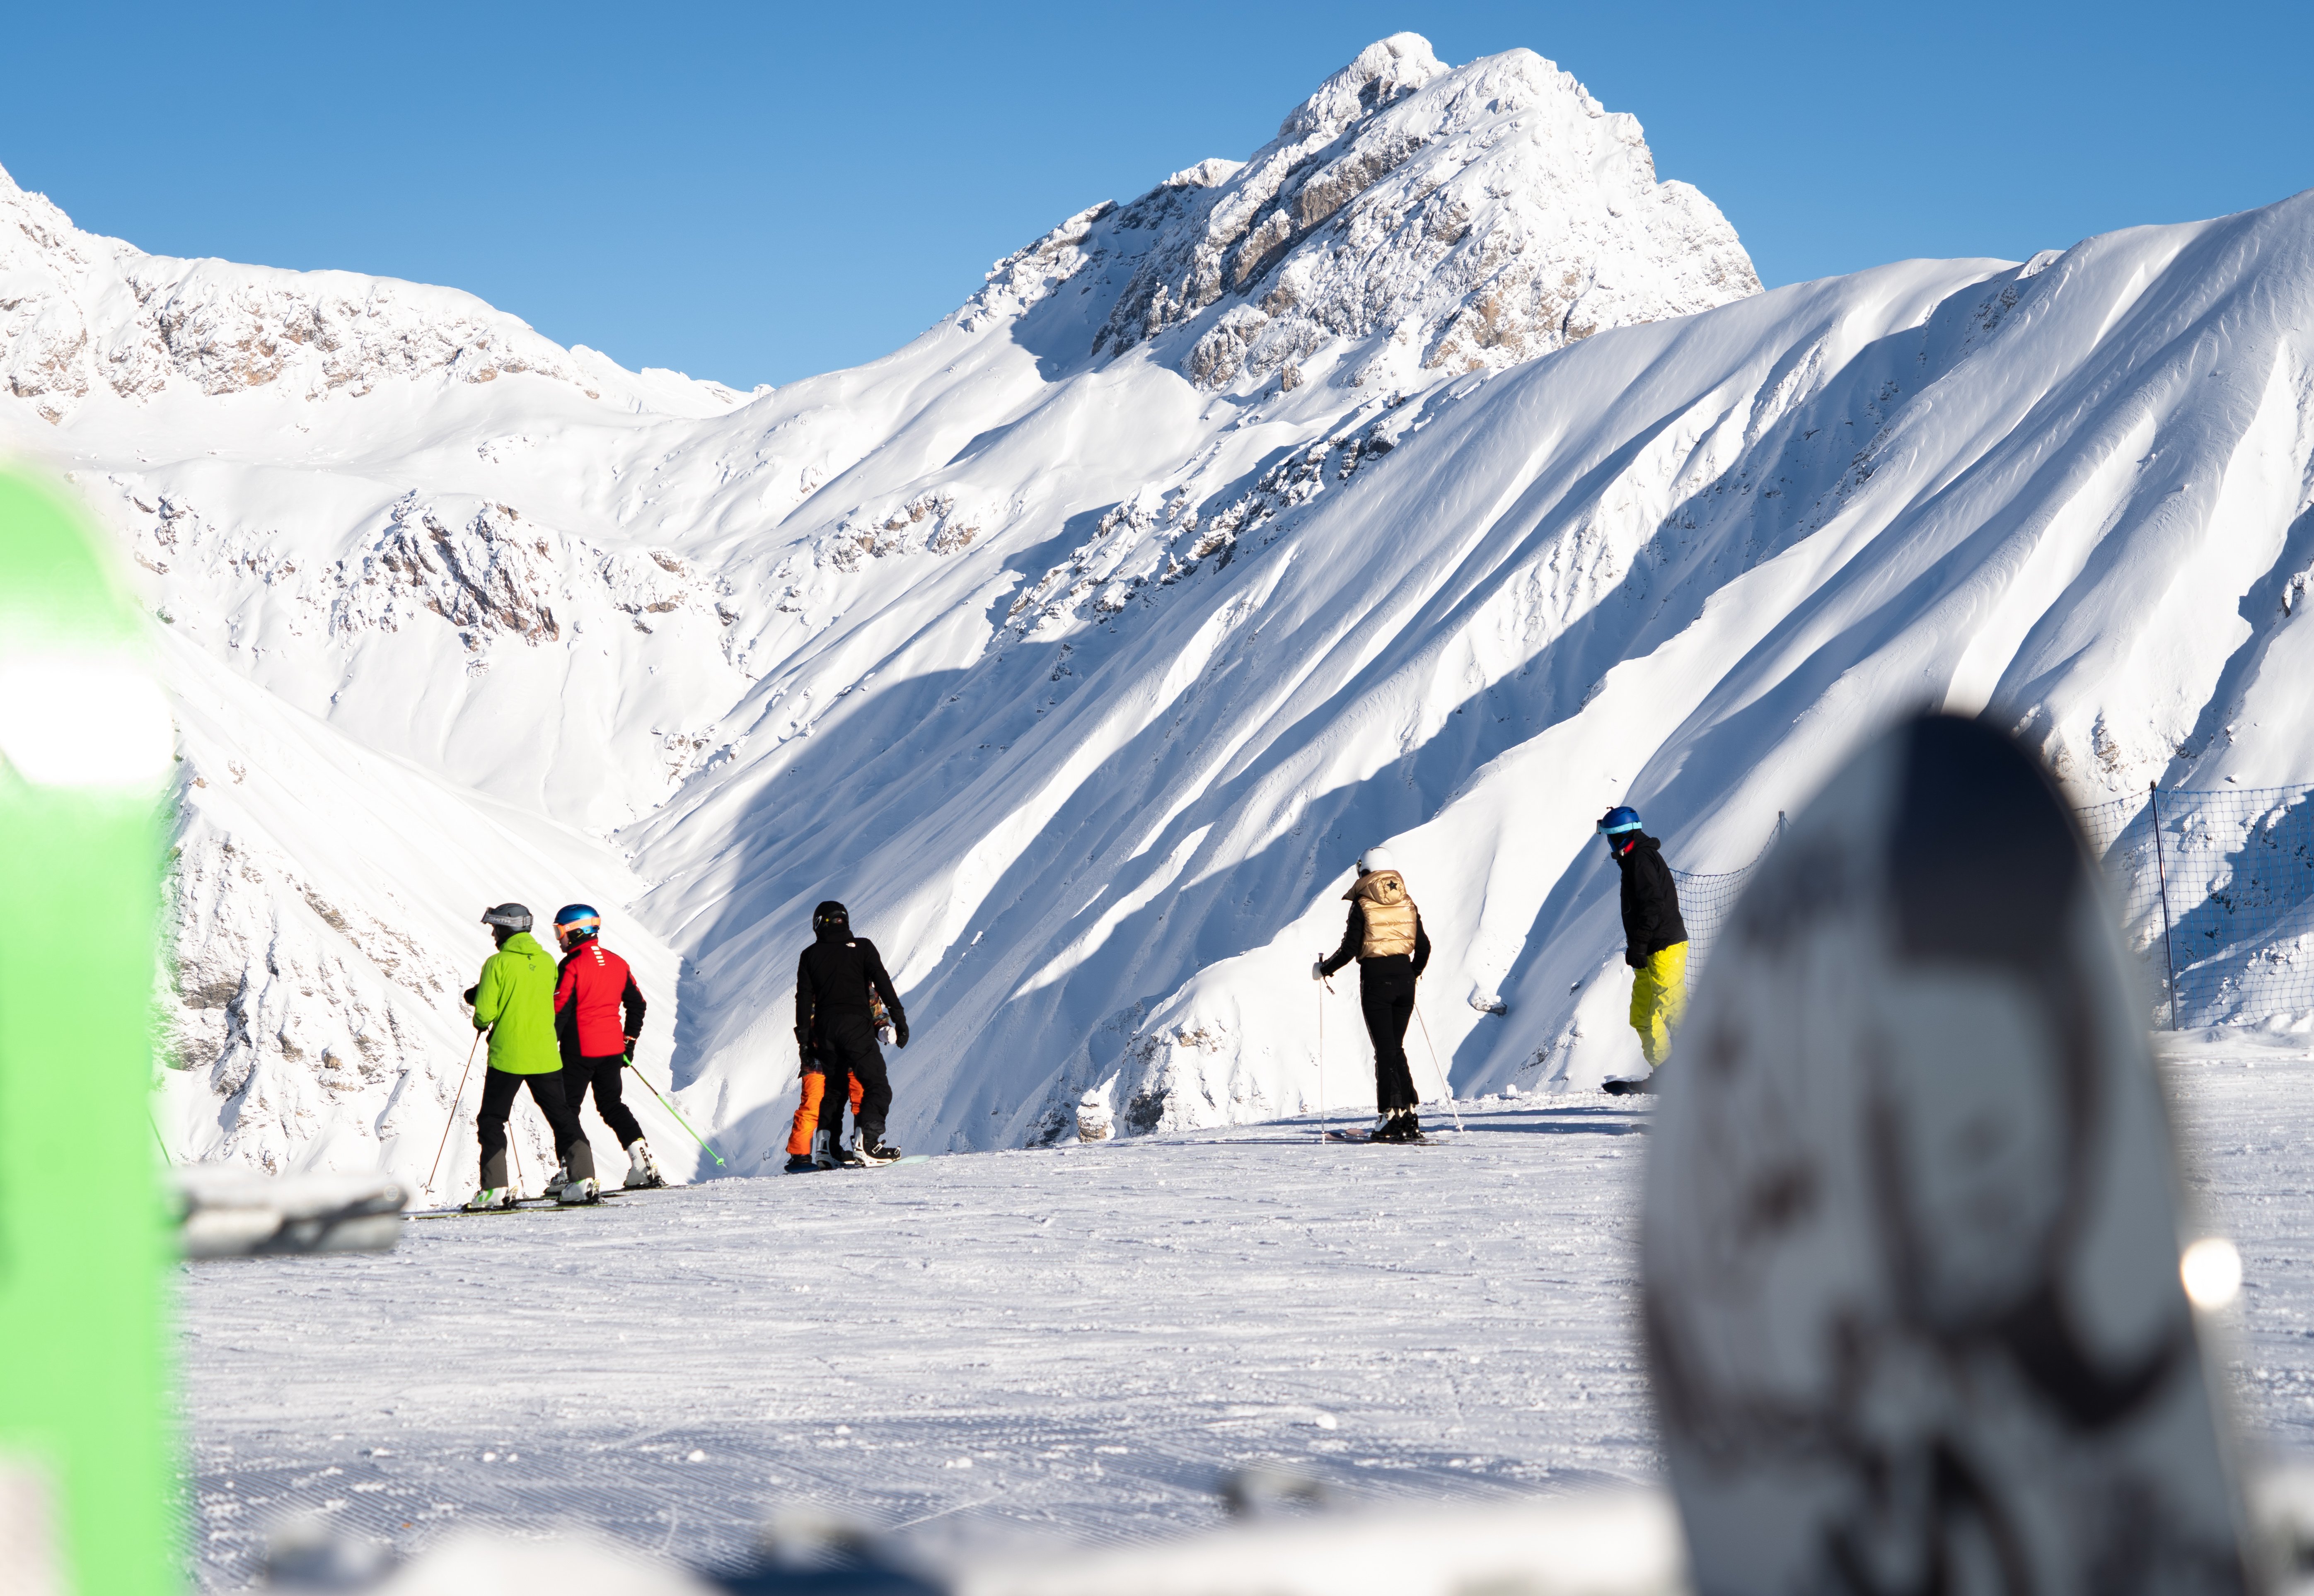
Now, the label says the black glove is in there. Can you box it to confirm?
[893,1018,910,1049]
[1624,948,1645,969]
[462,985,478,1006]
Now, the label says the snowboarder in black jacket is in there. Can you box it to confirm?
[795,901,909,1166]
[1314,845,1432,1141]
[1600,806,1689,1090]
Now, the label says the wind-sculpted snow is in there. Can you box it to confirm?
[632,198,2314,1160]
[9,35,2314,1178]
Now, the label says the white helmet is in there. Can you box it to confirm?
[1357,845,1400,876]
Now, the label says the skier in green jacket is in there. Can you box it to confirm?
[464,903,598,1209]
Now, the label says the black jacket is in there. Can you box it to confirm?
[1614,834,1688,963]
[1320,904,1432,980]
[796,927,907,1048]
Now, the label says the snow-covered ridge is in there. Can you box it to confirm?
[0,162,759,422]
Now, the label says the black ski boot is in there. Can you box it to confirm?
[857,1138,902,1165]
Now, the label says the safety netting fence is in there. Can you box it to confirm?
[2078,782,2314,1027]
[1671,785,2314,1027]
[1667,816,1785,982]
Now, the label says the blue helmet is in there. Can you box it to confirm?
[553,904,602,946]
[1597,806,1643,836]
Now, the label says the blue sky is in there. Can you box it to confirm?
[5,3,2307,390]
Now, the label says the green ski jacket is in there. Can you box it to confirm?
[472,931,561,1074]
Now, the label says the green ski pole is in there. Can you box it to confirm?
[625,1057,727,1168]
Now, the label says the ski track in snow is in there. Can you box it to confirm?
[181,1042,2314,1589]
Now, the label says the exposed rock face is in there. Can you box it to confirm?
[1051,35,1758,389]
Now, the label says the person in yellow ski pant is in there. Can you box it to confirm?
[1629,941,1688,1067]
[1601,806,1691,1075]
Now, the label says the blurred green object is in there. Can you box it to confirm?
[0,468,177,1594]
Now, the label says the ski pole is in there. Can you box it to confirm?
[1413,1000,1465,1132]
[422,1031,483,1198]
[1316,975,1327,1145]
[625,1059,728,1168]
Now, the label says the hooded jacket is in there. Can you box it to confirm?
[1320,870,1432,979]
[1613,833,1689,961]
[472,931,561,1074]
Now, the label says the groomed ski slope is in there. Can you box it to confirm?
[181,1039,2314,1591]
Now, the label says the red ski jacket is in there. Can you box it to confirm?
[554,941,647,1061]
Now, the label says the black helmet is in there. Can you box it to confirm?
[481,903,533,932]
[812,900,850,932]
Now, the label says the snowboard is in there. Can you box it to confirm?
[1601,1076,1656,1097]
[846,1154,931,1169]
[1643,713,2251,1594]
[1323,1128,1436,1145]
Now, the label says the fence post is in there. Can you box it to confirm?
[2149,781,2181,1031]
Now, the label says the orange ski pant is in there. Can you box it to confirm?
[786,1067,866,1157]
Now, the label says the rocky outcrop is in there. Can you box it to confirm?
[1071,35,1758,389]
[0,163,751,421]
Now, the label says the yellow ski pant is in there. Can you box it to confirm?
[1630,941,1689,1068]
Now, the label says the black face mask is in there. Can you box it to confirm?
[1606,832,1634,856]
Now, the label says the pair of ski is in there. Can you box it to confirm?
[404,1183,675,1222]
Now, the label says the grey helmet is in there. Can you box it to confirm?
[481,903,533,933]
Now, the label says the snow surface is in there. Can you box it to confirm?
[7,32,2314,1178]
[176,1043,2314,1590]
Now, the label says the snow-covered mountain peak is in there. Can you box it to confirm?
[1054,36,1758,392]
[0,161,757,424]
[1275,31,1448,142]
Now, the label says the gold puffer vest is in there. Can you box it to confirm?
[1346,870,1419,958]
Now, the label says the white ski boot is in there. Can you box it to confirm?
[811,1129,840,1170]
[622,1139,665,1189]
[557,1175,600,1205]
[463,1187,513,1211]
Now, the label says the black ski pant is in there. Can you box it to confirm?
[560,1053,644,1147]
[815,1009,892,1148]
[476,1067,593,1189]
[1359,958,1420,1118]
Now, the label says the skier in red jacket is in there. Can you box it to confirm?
[550,904,662,1188]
